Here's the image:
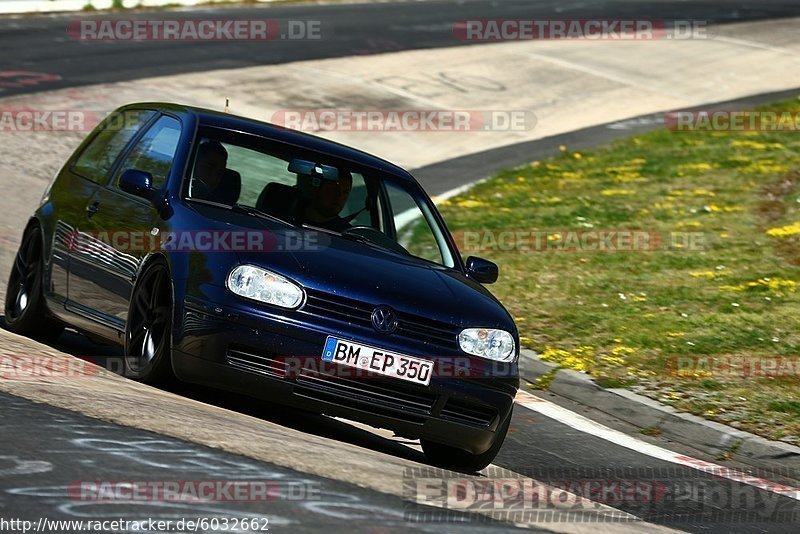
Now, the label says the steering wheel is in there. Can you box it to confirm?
[343,226,410,255]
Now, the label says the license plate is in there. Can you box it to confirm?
[321,336,433,386]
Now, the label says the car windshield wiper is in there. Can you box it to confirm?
[231,203,291,224]
[336,228,410,257]
[185,198,294,226]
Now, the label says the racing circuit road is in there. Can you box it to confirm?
[2,1,800,532]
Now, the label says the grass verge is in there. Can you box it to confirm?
[439,97,800,444]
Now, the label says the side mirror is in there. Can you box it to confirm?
[465,256,499,284]
[119,169,156,202]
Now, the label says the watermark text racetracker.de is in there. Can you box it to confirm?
[667,355,800,379]
[67,18,323,41]
[0,109,93,132]
[0,354,100,379]
[666,110,800,132]
[454,19,711,41]
[65,229,327,253]
[68,479,319,502]
[271,109,537,132]
[403,467,800,523]
[0,109,152,133]
[0,108,537,133]
[452,229,706,253]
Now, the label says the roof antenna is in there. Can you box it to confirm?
[224,97,230,113]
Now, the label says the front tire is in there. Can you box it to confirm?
[4,224,64,341]
[124,261,173,384]
[421,407,512,472]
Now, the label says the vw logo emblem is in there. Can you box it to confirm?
[371,306,398,334]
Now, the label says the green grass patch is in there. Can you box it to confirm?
[439,96,800,444]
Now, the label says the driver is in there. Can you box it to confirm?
[299,170,353,232]
[191,140,228,200]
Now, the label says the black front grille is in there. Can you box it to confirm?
[227,345,498,429]
[227,347,287,378]
[302,290,373,328]
[295,368,438,424]
[302,289,459,350]
[441,398,498,427]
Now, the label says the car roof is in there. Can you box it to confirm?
[120,102,415,181]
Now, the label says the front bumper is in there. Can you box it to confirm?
[173,293,519,455]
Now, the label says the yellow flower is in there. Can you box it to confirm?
[742,162,790,175]
[530,196,562,204]
[573,152,583,160]
[679,162,714,173]
[720,278,797,295]
[601,189,635,196]
[539,346,595,372]
[692,189,715,197]
[559,145,567,152]
[731,140,784,150]
[767,222,800,238]
[602,356,625,366]
[690,271,718,279]
[455,199,486,208]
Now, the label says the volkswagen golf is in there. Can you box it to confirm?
[5,103,519,470]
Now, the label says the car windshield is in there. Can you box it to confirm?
[184,129,456,268]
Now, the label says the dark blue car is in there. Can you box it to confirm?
[5,103,519,470]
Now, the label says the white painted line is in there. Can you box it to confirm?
[514,389,800,501]
[711,35,798,56]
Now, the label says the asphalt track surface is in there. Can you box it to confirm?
[3,1,800,532]
[3,329,800,532]
[1,0,800,99]
[1,392,540,533]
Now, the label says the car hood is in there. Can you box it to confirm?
[180,203,514,331]
[238,231,513,331]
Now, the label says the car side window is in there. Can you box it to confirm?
[71,110,155,184]
[113,115,182,191]
[384,180,449,266]
[342,173,371,226]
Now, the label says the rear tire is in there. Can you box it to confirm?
[4,225,64,341]
[123,261,174,385]
[421,407,512,472]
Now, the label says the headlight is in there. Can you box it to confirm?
[458,328,515,362]
[226,265,304,309]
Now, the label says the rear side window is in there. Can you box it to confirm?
[113,115,182,190]
[72,110,155,184]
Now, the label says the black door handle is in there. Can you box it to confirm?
[86,201,99,218]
